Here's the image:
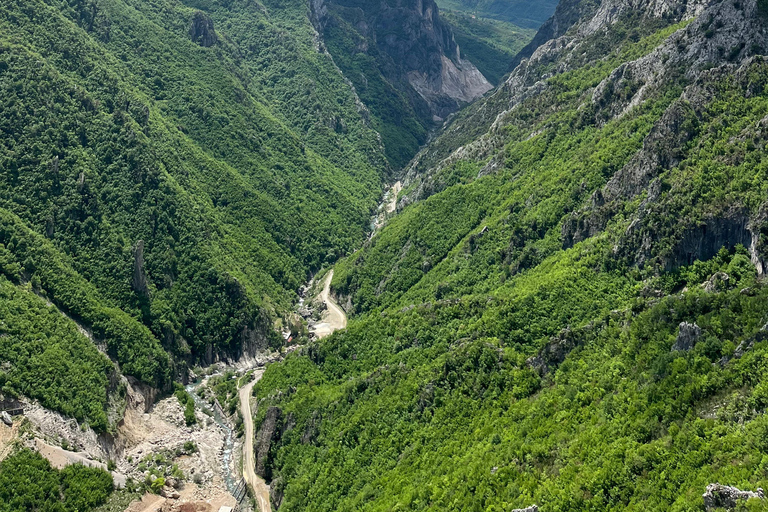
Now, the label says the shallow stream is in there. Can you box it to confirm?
[186,380,239,494]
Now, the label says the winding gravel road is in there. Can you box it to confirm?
[240,270,347,511]
[239,371,271,512]
[310,270,348,339]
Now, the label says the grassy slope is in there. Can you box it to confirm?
[255,12,768,512]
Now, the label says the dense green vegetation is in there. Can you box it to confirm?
[0,0,391,423]
[0,449,114,512]
[441,12,536,85]
[254,6,768,511]
[0,209,170,390]
[436,0,558,28]
[207,370,242,415]
[173,384,197,426]
[259,246,768,512]
[0,276,114,432]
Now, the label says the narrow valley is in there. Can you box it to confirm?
[6,0,768,511]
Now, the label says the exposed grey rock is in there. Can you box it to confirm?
[254,406,283,479]
[270,474,286,510]
[408,55,493,114]
[316,0,491,120]
[721,322,768,365]
[131,240,150,297]
[702,272,731,293]
[159,485,180,499]
[237,309,272,361]
[189,11,217,47]
[669,213,751,270]
[0,411,12,426]
[703,484,764,511]
[672,322,702,352]
[527,327,577,376]
[301,410,321,445]
[511,506,539,512]
[401,0,711,208]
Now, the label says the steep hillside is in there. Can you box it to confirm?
[254,0,768,510]
[314,0,493,168]
[440,11,536,85]
[0,0,391,423]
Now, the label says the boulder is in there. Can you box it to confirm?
[512,506,538,512]
[703,484,764,511]
[672,322,702,352]
[703,272,731,293]
[0,411,12,426]
[160,486,180,499]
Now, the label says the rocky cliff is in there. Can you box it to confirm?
[314,0,492,122]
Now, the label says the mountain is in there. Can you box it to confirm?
[253,0,768,510]
[315,0,494,168]
[436,0,560,29]
[0,0,396,430]
[0,0,499,443]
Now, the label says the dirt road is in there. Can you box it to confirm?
[240,371,272,512]
[239,271,347,510]
[310,270,348,339]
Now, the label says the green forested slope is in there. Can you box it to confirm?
[0,450,114,512]
[320,5,431,170]
[436,0,559,28]
[0,275,115,432]
[254,1,768,510]
[0,0,388,420]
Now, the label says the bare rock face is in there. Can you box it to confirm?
[189,11,217,48]
[315,0,491,119]
[703,484,764,511]
[407,54,493,118]
[254,406,283,479]
[527,327,578,376]
[512,506,539,512]
[131,240,150,297]
[667,214,752,271]
[270,474,286,510]
[238,309,273,361]
[672,322,702,352]
[564,0,768,259]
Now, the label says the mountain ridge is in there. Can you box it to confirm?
[251,1,768,510]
